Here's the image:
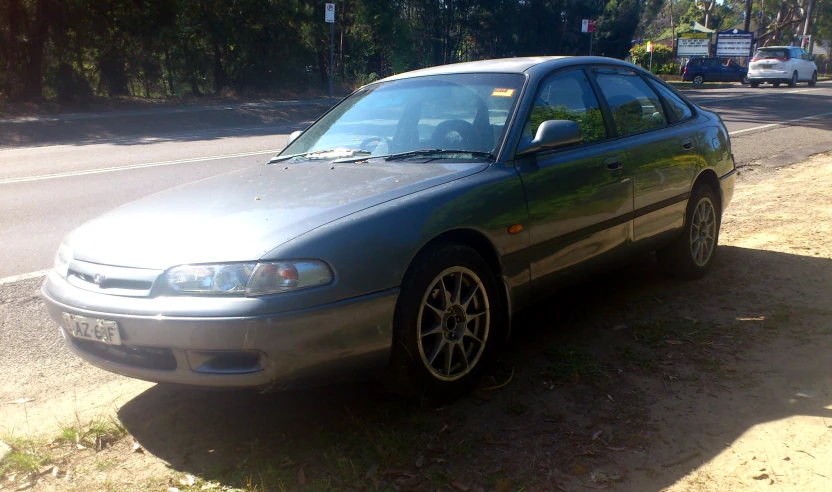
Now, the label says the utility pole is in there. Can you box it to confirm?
[668,0,676,53]
[803,0,814,54]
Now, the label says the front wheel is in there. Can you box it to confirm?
[809,71,818,87]
[387,244,505,400]
[657,184,721,280]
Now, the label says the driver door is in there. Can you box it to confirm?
[514,68,633,299]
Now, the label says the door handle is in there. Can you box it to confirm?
[603,156,622,171]
[680,138,694,151]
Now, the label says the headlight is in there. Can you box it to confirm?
[164,261,333,296]
[54,244,72,279]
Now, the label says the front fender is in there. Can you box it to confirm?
[265,163,530,309]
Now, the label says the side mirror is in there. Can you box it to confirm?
[517,120,583,156]
[286,130,303,147]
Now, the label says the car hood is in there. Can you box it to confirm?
[66,160,488,269]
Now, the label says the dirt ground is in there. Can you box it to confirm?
[2,152,831,491]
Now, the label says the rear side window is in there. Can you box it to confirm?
[704,58,722,68]
[649,82,693,123]
[592,68,667,137]
[689,59,702,66]
[523,69,607,146]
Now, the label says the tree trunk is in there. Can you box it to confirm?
[802,0,814,53]
[165,51,175,95]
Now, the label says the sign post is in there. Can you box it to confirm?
[676,32,712,57]
[325,3,335,103]
[715,29,753,58]
[646,41,653,71]
[582,19,595,56]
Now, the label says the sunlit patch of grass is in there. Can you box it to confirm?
[55,413,127,450]
[0,434,51,476]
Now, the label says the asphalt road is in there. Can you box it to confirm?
[1,82,831,279]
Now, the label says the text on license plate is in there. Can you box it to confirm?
[762,64,772,69]
[61,313,122,345]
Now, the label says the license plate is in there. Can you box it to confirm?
[762,64,772,69]
[61,313,122,345]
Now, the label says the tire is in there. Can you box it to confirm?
[693,75,704,85]
[657,184,721,280]
[773,81,781,88]
[386,243,506,401]
[809,71,818,87]
[788,71,798,87]
[742,76,751,85]
[750,81,760,88]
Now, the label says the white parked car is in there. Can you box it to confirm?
[748,46,818,88]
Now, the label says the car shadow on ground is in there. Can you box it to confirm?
[118,245,832,490]
[0,104,327,149]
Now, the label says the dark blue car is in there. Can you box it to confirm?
[683,57,750,84]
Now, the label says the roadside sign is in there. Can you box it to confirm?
[325,3,335,23]
[646,42,653,53]
[715,29,753,57]
[581,19,595,33]
[677,32,711,57]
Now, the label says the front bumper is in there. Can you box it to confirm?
[41,272,398,390]
[719,167,737,211]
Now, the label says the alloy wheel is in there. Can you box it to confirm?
[416,267,490,381]
[690,197,717,267]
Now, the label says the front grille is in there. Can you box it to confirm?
[66,259,163,297]
[73,339,177,371]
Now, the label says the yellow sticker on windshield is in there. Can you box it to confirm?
[491,88,516,97]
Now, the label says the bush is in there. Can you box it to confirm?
[630,43,679,74]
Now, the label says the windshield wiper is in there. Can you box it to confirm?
[268,148,373,164]
[383,149,496,161]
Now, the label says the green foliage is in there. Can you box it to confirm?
[0,0,651,102]
[631,43,680,74]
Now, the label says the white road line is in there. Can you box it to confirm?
[0,149,283,185]
[694,88,817,105]
[0,269,50,285]
[728,110,832,136]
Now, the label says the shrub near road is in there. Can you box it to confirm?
[3,153,832,490]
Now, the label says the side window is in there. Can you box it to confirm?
[649,81,693,123]
[592,68,667,136]
[523,69,607,146]
[705,58,722,69]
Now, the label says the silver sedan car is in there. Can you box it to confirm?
[42,56,736,398]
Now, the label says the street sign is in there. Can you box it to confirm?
[581,19,595,33]
[646,41,653,53]
[325,3,335,23]
[677,32,711,57]
[715,29,753,57]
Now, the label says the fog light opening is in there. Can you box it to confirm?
[186,350,266,375]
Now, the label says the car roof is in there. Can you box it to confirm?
[757,46,794,49]
[375,56,638,84]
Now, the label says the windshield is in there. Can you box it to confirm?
[280,73,525,160]
[754,48,788,59]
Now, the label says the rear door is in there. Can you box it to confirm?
[514,68,633,298]
[590,68,701,246]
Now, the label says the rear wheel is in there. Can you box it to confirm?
[387,244,505,400]
[657,184,721,280]
[693,75,705,85]
[788,71,798,87]
[773,81,781,88]
[809,71,818,87]
[742,76,751,85]
[750,81,760,88]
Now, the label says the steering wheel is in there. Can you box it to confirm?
[359,136,391,155]
[431,119,476,150]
